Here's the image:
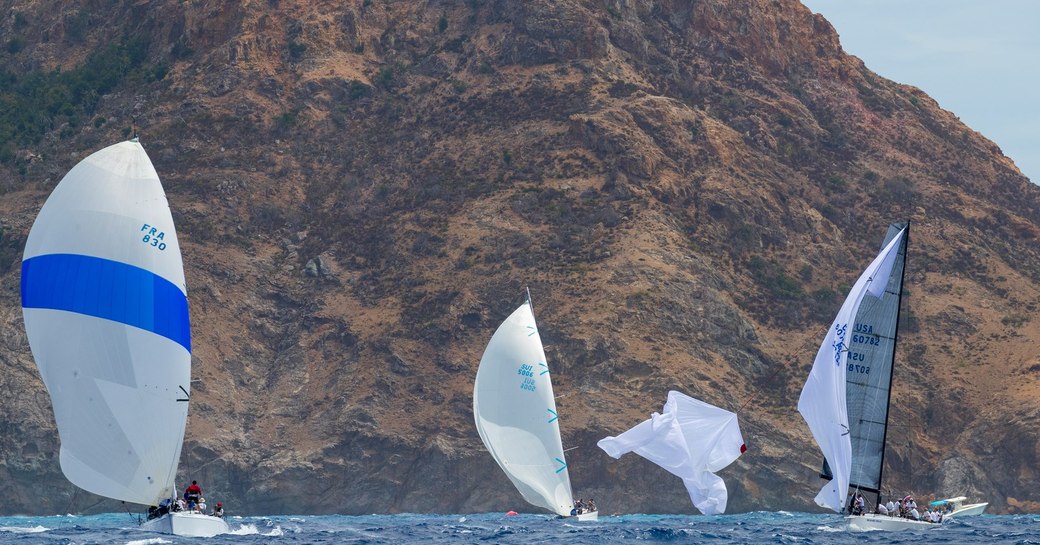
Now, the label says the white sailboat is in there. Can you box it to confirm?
[20,140,229,537]
[473,291,597,521]
[597,390,746,515]
[930,496,988,518]
[798,222,938,531]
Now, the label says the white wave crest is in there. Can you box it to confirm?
[0,525,48,534]
[125,538,172,545]
[229,523,284,536]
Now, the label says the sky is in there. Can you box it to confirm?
[800,0,1040,184]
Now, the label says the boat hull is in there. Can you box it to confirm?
[575,510,599,521]
[846,514,938,532]
[949,503,988,517]
[140,512,230,537]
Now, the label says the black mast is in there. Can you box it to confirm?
[874,220,910,508]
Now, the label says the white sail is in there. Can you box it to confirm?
[21,140,190,506]
[597,391,745,515]
[473,302,574,516]
[797,227,906,512]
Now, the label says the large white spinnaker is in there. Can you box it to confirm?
[598,391,746,515]
[797,227,905,512]
[473,302,574,516]
[21,140,191,507]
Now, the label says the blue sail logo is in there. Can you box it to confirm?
[832,323,848,366]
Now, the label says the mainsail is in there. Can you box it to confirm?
[797,224,907,512]
[473,300,574,516]
[597,390,746,515]
[21,140,191,506]
[846,224,908,493]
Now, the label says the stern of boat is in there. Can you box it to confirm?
[575,510,599,521]
[140,512,231,537]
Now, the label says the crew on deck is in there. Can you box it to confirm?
[184,480,203,511]
[570,498,596,516]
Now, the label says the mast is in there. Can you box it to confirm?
[875,220,909,507]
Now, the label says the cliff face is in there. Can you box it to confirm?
[1,0,1038,515]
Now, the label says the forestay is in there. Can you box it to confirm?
[21,140,191,506]
[473,302,574,516]
[797,226,906,512]
[846,224,907,492]
[597,391,746,515]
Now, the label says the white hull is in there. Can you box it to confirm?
[140,512,230,537]
[575,510,599,521]
[846,514,939,532]
[949,502,988,517]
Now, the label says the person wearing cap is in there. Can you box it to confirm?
[212,501,224,518]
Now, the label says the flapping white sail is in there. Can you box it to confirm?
[473,301,574,516]
[598,391,745,515]
[21,140,191,507]
[797,226,906,512]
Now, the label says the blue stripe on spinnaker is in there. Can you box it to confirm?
[21,254,191,352]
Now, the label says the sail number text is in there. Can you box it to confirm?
[848,363,870,374]
[518,364,536,392]
[847,350,869,374]
[851,334,880,346]
[847,323,880,374]
[850,323,880,349]
[140,224,168,251]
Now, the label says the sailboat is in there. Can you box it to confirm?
[929,496,988,517]
[20,140,230,537]
[473,290,598,521]
[798,222,937,531]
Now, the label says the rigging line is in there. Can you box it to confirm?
[190,453,226,473]
[847,383,890,392]
[562,446,579,453]
[63,485,79,516]
[76,494,111,514]
[123,501,140,525]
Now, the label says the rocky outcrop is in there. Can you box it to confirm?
[0,0,1037,515]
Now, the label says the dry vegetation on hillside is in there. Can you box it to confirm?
[0,0,1038,514]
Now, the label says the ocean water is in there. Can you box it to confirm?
[0,511,1035,544]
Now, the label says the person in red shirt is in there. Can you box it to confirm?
[184,480,202,510]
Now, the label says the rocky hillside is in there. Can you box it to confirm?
[1,0,1038,515]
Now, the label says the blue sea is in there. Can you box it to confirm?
[0,512,1034,544]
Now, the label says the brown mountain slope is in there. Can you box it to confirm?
[0,0,1038,514]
